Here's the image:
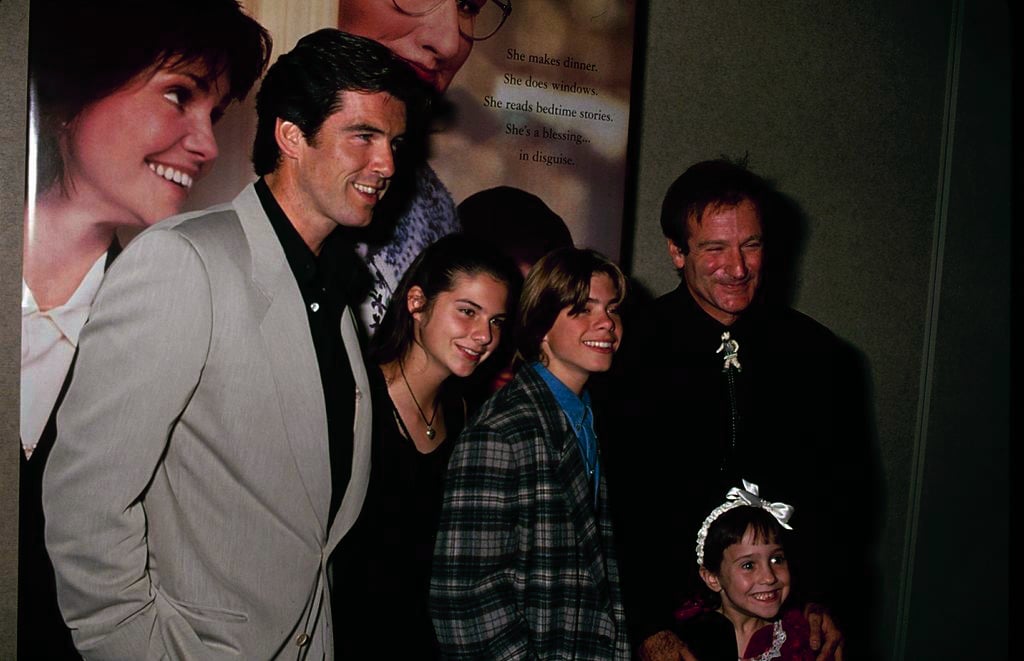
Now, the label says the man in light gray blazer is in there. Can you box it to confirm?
[42,29,423,660]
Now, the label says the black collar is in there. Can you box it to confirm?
[254,178,366,303]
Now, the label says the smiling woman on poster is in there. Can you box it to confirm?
[22,0,270,458]
[338,0,513,333]
[19,0,270,654]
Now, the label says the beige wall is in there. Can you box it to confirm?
[1,1,1009,657]
[1,0,28,655]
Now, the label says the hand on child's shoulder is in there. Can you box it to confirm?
[638,630,699,661]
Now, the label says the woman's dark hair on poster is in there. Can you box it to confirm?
[458,186,573,269]
[30,0,272,193]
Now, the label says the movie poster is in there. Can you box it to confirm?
[21,0,637,449]
[19,1,638,649]
[182,1,637,331]
[429,0,637,260]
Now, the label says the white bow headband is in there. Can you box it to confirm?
[695,479,794,567]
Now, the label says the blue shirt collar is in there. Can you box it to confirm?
[532,362,601,508]
[532,362,590,428]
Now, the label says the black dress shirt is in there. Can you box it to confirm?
[255,178,359,526]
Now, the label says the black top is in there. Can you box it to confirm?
[672,610,737,661]
[333,365,466,660]
[256,178,361,526]
[18,241,121,660]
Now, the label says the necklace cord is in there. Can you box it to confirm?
[398,360,440,438]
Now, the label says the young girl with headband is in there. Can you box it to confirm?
[673,480,817,661]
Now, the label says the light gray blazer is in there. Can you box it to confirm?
[42,184,372,660]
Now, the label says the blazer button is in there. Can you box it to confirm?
[295,632,310,647]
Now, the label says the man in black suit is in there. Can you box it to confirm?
[607,160,875,660]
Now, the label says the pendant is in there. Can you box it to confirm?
[716,331,742,371]
[426,427,436,440]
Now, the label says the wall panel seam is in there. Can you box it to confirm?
[893,0,964,658]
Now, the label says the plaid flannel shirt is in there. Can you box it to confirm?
[430,364,630,660]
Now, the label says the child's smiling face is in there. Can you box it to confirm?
[700,526,791,625]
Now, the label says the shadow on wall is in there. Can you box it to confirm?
[750,176,886,658]
[758,184,808,310]
[762,177,886,656]
[829,335,886,659]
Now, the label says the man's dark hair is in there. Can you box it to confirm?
[370,234,520,367]
[516,248,626,364]
[29,0,272,194]
[252,29,427,176]
[659,158,770,255]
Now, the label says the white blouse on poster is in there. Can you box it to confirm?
[20,253,107,458]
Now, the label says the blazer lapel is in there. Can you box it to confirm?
[325,305,372,553]
[233,185,331,534]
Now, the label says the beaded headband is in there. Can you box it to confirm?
[695,479,794,567]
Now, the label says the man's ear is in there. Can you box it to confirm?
[275,119,306,160]
[667,238,687,270]
[699,566,722,593]
[407,285,427,319]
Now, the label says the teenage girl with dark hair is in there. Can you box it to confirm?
[334,233,519,659]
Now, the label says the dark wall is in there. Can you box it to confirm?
[901,1,1009,657]
[0,1,1010,658]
